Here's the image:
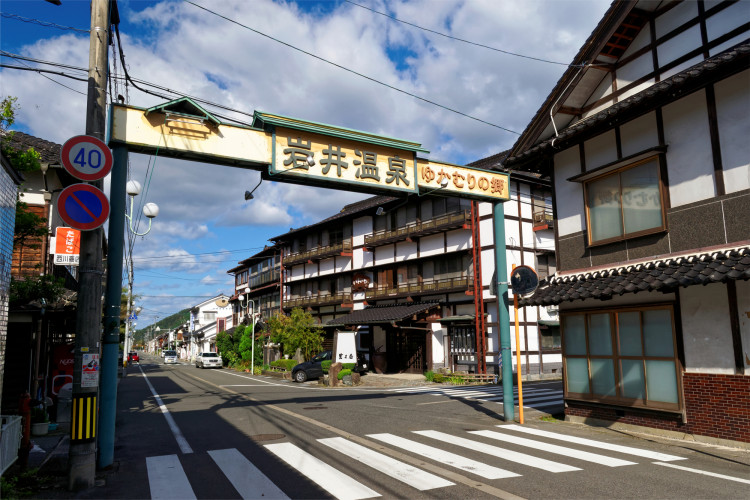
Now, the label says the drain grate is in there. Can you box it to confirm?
[249,434,286,442]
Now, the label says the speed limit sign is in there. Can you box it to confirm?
[61,135,113,181]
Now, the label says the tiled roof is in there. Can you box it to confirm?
[507,41,750,169]
[326,301,440,326]
[520,246,750,307]
[1,130,62,164]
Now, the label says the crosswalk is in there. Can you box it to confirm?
[145,424,688,499]
[390,383,564,412]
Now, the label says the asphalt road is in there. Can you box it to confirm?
[76,353,750,499]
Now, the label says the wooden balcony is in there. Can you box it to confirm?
[248,268,280,289]
[533,209,554,231]
[283,239,353,267]
[283,291,353,309]
[364,276,470,300]
[364,210,470,248]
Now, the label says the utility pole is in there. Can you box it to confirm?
[68,0,110,490]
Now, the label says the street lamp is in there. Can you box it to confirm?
[125,180,159,236]
[238,287,259,374]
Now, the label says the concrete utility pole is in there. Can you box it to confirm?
[68,0,110,490]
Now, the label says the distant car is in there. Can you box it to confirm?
[163,350,178,364]
[127,351,139,363]
[292,350,368,383]
[195,352,222,369]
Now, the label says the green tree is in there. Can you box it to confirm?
[239,324,254,361]
[266,308,324,361]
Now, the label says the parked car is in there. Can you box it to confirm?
[163,350,178,364]
[292,350,368,383]
[127,351,139,363]
[195,352,222,369]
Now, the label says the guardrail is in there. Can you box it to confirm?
[365,276,470,300]
[364,210,470,247]
[284,292,353,309]
[283,239,353,267]
[1,415,22,475]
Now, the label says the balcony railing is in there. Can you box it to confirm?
[364,276,470,300]
[533,209,554,230]
[364,210,470,248]
[248,268,280,288]
[283,239,353,267]
[283,291,353,309]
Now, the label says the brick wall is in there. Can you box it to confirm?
[566,373,750,443]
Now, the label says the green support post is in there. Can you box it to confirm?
[493,201,514,421]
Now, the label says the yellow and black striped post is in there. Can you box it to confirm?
[70,394,97,442]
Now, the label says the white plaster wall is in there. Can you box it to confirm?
[517,184,533,219]
[336,256,351,273]
[290,265,305,281]
[479,218,494,246]
[663,91,717,207]
[352,247,364,269]
[478,201,493,217]
[505,188,519,218]
[361,248,373,268]
[620,112,658,157]
[553,146,585,236]
[583,73,613,118]
[374,244,395,265]
[714,70,750,193]
[616,53,653,93]
[395,240,418,261]
[737,279,750,373]
[661,54,703,80]
[706,2,748,46]
[524,306,538,323]
[681,283,736,374]
[533,229,555,252]
[304,263,316,279]
[481,248,496,294]
[319,258,335,276]
[432,325,445,364]
[655,1,697,38]
[622,20,652,58]
[505,218,521,248]
[446,229,471,252]
[619,79,656,102]
[585,130,618,170]
[521,224,534,253]
[352,216,371,246]
[420,233,444,257]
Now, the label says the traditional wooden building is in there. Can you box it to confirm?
[506,0,749,445]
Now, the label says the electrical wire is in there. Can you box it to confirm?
[0,12,90,33]
[181,0,520,135]
[343,0,581,67]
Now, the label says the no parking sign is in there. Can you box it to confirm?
[57,183,110,231]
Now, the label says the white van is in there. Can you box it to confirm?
[163,350,178,364]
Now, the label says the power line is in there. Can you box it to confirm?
[181,0,520,135]
[0,12,90,34]
[344,0,580,67]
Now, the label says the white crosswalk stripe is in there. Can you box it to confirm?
[367,433,521,479]
[319,437,454,490]
[496,425,686,461]
[146,455,197,500]
[413,430,581,473]
[392,384,564,411]
[264,442,381,500]
[208,448,290,499]
[470,430,637,467]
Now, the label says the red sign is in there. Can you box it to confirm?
[352,273,371,292]
[53,227,80,266]
[61,135,113,181]
[57,183,110,231]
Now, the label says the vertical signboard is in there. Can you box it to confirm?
[53,227,81,266]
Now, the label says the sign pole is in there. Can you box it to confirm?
[493,202,514,422]
[68,0,109,490]
[512,265,524,425]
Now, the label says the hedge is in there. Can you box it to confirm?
[270,359,298,371]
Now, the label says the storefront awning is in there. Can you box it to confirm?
[326,302,440,327]
[438,314,476,324]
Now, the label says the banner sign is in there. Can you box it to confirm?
[53,227,81,266]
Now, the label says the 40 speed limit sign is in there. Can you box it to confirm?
[61,135,113,181]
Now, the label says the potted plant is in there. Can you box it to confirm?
[30,406,49,435]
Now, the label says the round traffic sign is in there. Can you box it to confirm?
[61,135,113,181]
[57,183,110,231]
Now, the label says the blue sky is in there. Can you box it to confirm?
[1,0,610,327]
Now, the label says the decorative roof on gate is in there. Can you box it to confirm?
[519,246,750,307]
[326,302,440,327]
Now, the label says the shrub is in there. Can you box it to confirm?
[424,371,435,382]
[433,373,445,383]
[342,363,356,371]
[271,359,297,371]
[448,375,466,385]
[337,368,352,380]
[321,360,332,373]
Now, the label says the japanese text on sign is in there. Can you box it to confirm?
[417,159,510,201]
[273,128,417,194]
[53,227,80,266]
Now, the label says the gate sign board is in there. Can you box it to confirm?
[57,183,110,231]
[53,227,80,266]
[61,135,113,181]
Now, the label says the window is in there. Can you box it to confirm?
[562,306,680,411]
[203,311,217,322]
[540,325,560,349]
[585,156,665,245]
